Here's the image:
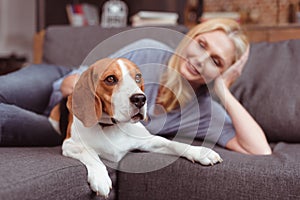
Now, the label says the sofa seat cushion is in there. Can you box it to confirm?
[117,143,300,200]
[0,147,116,200]
[231,40,300,142]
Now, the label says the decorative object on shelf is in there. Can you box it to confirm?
[131,11,178,27]
[66,3,99,26]
[184,0,199,28]
[249,9,260,24]
[297,1,300,23]
[101,0,128,28]
[288,3,296,23]
[239,6,250,24]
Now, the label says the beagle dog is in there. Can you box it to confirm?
[49,58,222,198]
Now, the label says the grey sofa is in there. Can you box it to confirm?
[1,25,300,200]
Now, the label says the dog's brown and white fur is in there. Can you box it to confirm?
[49,58,222,198]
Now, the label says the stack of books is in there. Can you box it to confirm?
[66,3,99,26]
[200,12,241,23]
[131,11,179,27]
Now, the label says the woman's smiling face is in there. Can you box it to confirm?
[179,30,236,87]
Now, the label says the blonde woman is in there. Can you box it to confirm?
[155,19,271,154]
[0,19,271,155]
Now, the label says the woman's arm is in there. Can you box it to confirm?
[58,65,89,97]
[214,77,272,155]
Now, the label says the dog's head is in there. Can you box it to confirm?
[69,58,146,127]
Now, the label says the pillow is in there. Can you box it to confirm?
[231,39,300,143]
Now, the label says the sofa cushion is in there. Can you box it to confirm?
[118,143,300,200]
[0,147,116,200]
[231,39,300,143]
[43,25,187,68]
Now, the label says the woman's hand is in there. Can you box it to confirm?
[214,45,249,98]
[60,74,80,97]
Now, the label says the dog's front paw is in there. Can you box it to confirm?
[87,167,112,198]
[187,146,223,166]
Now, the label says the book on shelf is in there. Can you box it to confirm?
[131,11,179,27]
[66,3,99,26]
[200,12,241,23]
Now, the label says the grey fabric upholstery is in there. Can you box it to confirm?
[43,25,188,67]
[0,147,116,200]
[231,40,300,142]
[118,142,300,200]
[1,25,300,200]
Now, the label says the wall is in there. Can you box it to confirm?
[204,0,300,25]
[0,0,35,62]
[0,0,299,64]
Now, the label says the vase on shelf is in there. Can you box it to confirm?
[101,0,128,28]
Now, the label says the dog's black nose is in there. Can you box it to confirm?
[130,93,146,108]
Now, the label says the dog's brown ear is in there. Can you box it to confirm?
[71,67,102,127]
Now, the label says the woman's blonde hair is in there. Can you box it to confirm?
[156,18,249,112]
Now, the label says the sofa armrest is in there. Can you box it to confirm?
[33,30,45,64]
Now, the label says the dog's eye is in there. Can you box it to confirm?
[104,75,118,85]
[135,73,142,84]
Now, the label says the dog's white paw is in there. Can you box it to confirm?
[87,167,112,198]
[187,146,223,166]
